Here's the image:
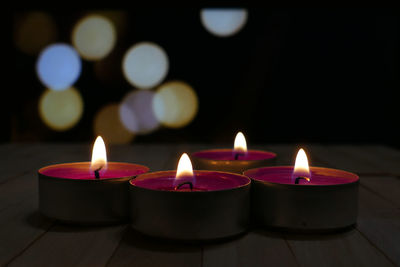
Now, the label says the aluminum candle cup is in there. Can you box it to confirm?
[191,149,276,174]
[38,162,149,224]
[244,166,359,232]
[129,170,251,241]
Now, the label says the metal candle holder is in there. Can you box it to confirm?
[38,162,149,225]
[129,170,251,241]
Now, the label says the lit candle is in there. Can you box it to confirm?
[245,148,359,232]
[129,153,251,240]
[38,136,149,224]
[191,132,276,174]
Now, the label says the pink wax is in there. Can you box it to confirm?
[130,170,250,192]
[192,149,276,161]
[39,162,149,180]
[245,166,359,186]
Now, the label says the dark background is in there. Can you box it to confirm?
[9,8,399,147]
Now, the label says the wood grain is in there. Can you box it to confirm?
[203,231,298,267]
[285,229,394,267]
[311,145,400,265]
[106,227,202,267]
[8,225,125,267]
[0,143,398,267]
[1,144,174,266]
[357,187,400,265]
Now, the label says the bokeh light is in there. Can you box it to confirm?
[14,12,58,55]
[94,103,135,144]
[200,8,248,37]
[122,42,169,89]
[72,15,116,60]
[36,43,82,91]
[39,87,83,131]
[119,90,160,134]
[152,81,198,128]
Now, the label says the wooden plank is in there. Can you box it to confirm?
[0,144,87,265]
[360,176,400,208]
[8,225,125,267]
[285,229,394,267]
[0,144,43,182]
[257,144,297,165]
[0,194,54,265]
[354,145,400,175]
[310,145,400,266]
[265,146,397,267]
[2,143,398,267]
[357,187,400,265]
[0,144,90,183]
[203,231,298,267]
[108,144,176,171]
[107,227,202,267]
[3,144,173,266]
[310,145,400,175]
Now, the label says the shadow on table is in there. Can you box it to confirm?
[253,225,357,241]
[26,211,128,234]
[121,226,247,251]
[121,227,199,252]
[25,211,55,230]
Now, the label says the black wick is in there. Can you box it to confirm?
[174,181,193,191]
[234,153,244,160]
[94,167,102,179]
[295,176,310,184]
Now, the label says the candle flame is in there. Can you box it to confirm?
[91,136,107,171]
[176,153,193,179]
[234,132,247,153]
[293,148,310,180]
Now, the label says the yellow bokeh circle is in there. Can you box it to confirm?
[39,87,83,131]
[72,15,116,60]
[14,12,58,55]
[152,81,198,128]
[94,103,135,144]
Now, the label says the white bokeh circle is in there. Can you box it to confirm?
[119,90,160,134]
[200,8,248,37]
[122,42,169,89]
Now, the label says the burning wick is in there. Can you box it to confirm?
[294,176,310,184]
[174,181,193,191]
[293,148,311,185]
[234,132,247,160]
[91,136,107,180]
[94,167,102,179]
[234,153,244,160]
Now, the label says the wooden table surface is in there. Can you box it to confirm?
[0,143,399,267]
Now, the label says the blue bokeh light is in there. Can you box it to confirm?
[36,43,82,91]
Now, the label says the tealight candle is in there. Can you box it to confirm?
[38,136,149,224]
[129,153,251,241]
[244,148,359,232]
[191,132,276,174]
